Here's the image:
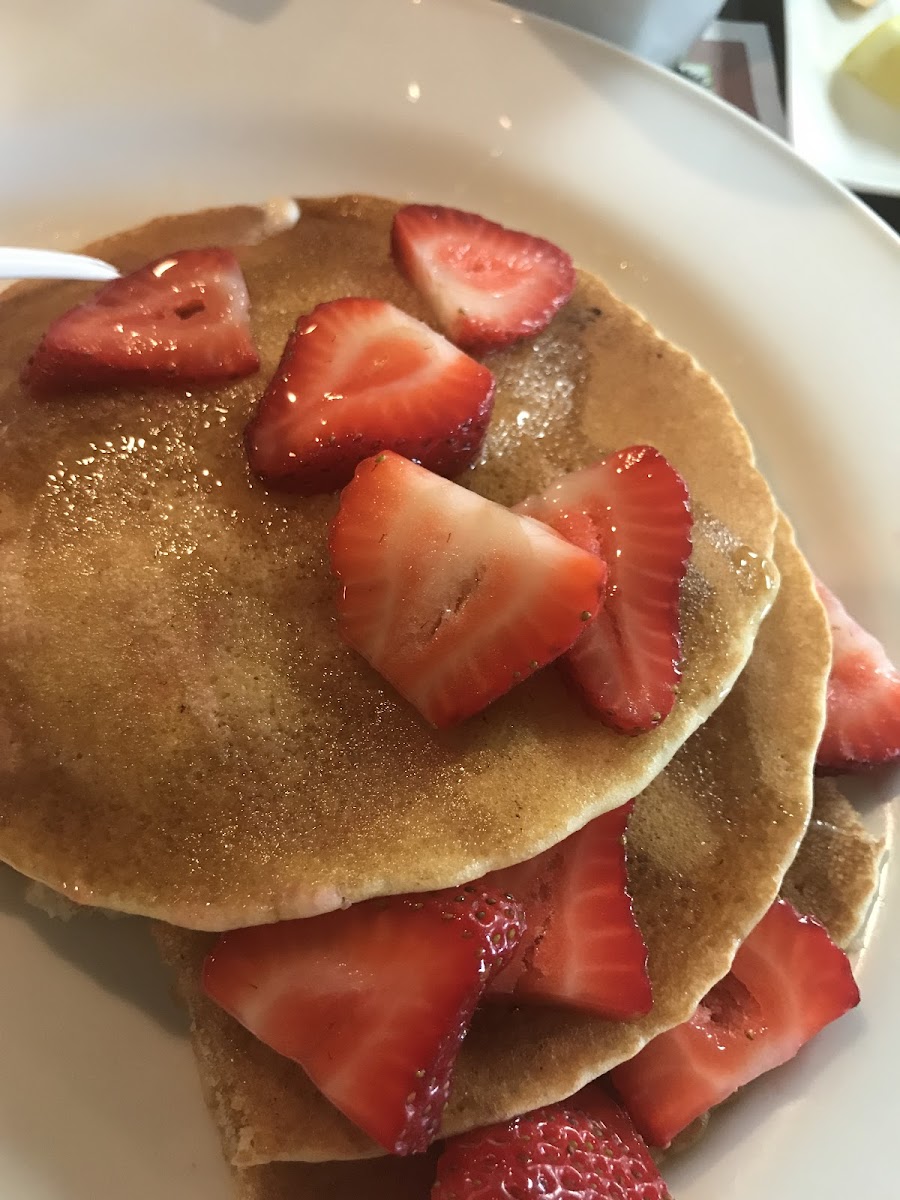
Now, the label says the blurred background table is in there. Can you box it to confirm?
[721,0,900,233]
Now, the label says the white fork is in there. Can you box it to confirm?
[0,247,120,282]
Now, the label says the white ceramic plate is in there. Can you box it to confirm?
[1,2,898,1197]
[787,0,900,196]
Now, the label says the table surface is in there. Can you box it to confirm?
[721,0,900,234]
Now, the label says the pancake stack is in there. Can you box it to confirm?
[0,196,883,1199]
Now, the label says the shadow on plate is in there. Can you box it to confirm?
[839,767,900,824]
[0,866,224,1198]
[826,0,871,24]
[0,862,186,1037]
[201,0,290,23]
[828,72,900,156]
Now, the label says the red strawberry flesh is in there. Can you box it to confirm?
[568,1082,659,1155]
[329,451,607,728]
[516,445,692,733]
[245,297,495,493]
[432,1097,672,1200]
[392,204,576,353]
[610,898,860,1147]
[23,248,259,392]
[484,802,651,1019]
[815,579,900,771]
[202,884,525,1155]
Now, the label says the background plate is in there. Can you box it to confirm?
[787,0,900,196]
[1,2,898,1198]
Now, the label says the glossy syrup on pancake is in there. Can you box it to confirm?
[0,196,778,928]
[154,517,831,1167]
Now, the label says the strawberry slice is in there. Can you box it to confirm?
[432,1095,672,1200]
[202,884,525,1155]
[245,298,496,494]
[610,898,860,1147]
[483,802,651,1019]
[329,451,606,728]
[569,1081,662,1157]
[391,204,576,353]
[23,248,259,392]
[516,446,692,734]
[815,579,900,771]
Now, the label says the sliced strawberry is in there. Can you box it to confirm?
[610,898,860,1147]
[815,579,900,771]
[329,451,606,728]
[483,802,651,1019]
[432,1097,672,1200]
[23,248,259,392]
[202,884,524,1155]
[516,446,692,734]
[569,1081,661,1158]
[391,204,576,353]
[245,298,495,494]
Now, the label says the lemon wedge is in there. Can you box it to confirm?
[841,16,900,107]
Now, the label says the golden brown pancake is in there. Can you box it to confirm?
[154,517,829,1167]
[782,776,884,949]
[0,196,778,929]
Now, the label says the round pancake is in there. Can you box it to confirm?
[154,516,830,1165]
[782,777,885,949]
[0,196,778,928]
